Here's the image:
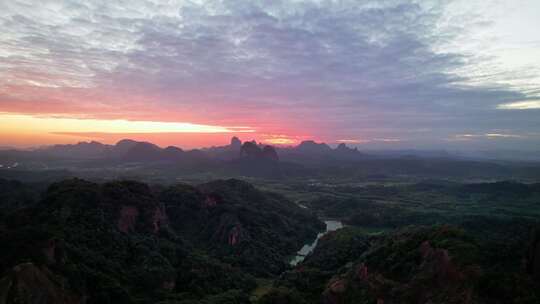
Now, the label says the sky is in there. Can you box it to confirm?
[0,0,539,150]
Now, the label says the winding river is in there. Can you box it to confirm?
[290,220,343,266]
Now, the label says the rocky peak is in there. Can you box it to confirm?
[334,143,362,158]
[240,141,261,158]
[337,143,346,149]
[240,141,279,161]
[336,143,356,151]
[164,146,183,153]
[296,140,332,154]
[230,136,242,150]
[114,139,139,152]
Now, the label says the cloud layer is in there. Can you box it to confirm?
[1,0,539,148]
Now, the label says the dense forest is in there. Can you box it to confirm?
[1,176,539,303]
[0,178,322,303]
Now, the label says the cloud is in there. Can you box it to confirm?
[0,113,252,134]
[0,0,539,148]
[337,139,368,144]
[497,100,540,110]
[485,133,522,139]
[337,138,401,144]
[451,133,524,141]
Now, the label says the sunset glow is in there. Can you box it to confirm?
[0,114,254,134]
[263,137,298,146]
[0,114,258,148]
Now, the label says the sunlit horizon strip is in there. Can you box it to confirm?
[0,114,255,134]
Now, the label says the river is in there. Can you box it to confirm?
[289,220,343,266]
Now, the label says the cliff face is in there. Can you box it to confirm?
[117,204,167,234]
[117,206,139,233]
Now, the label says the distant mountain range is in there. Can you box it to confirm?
[33,138,207,163]
[24,137,367,163]
[1,137,540,181]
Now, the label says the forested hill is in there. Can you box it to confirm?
[0,178,323,304]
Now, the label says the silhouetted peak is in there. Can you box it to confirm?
[121,141,162,161]
[336,143,348,150]
[240,141,262,158]
[73,140,103,147]
[131,141,160,150]
[114,139,138,153]
[115,139,139,147]
[240,142,279,161]
[230,136,242,149]
[336,142,358,151]
[164,146,183,153]
[39,140,110,159]
[297,140,332,153]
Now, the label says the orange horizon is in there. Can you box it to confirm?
[0,133,315,150]
[0,113,317,149]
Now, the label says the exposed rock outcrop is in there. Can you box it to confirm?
[118,205,139,233]
[417,240,464,285]
[152,205,168,233]
[228,223,243,246]
[230,136,242,150]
